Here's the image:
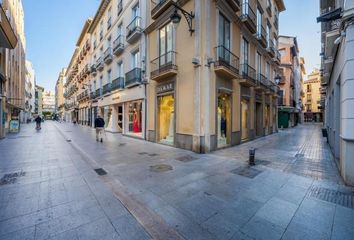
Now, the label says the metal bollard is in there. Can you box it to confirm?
[249,148,256,166]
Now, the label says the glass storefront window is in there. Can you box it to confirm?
[158,94,174,145]
[126,100,142,136]
[241,99,249,140]
[217,91,231,148]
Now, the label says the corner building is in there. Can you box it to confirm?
[146,0,285,152]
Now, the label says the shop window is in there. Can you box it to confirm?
[158,94,174,145]
[217,91,231,148]
[126,100,142,136]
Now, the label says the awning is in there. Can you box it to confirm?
[317,8,342,23]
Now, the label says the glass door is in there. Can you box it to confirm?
[158,94,175,145]
[217,91,231,148]
[218,13,230,62]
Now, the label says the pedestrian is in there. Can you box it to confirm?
[94,115,105,142]
[35,115,42,130]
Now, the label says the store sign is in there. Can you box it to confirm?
[9,120,19,133]
[157,82,174,94]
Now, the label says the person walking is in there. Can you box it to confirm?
[94,115,105,142]
[35,115,42,130]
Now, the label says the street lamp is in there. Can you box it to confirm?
[274,74,282,85]
[170,2,195,35]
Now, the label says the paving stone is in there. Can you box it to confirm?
[242,216,284,240]
[111,213,151,240]
[0,226,35,240]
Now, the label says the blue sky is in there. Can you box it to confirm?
[23,0,320,91]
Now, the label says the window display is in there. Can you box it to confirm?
[126,100,142,136]
[241,99,249,140]
[217,92,231,148]
[158,94,174,145]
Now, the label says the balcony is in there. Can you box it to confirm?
[102,83,112,95]
[117,0,123,15]
[125,68,142,87]
[255,25,267,47]
[239,64,257,87]
[104,47,113,64]
[150,51,178,81]
[107,17,112,30]
[240,2,256,33]
[225,0,240,12]
[112,77,125,91]
[96,57,104,71]
[273,49,281,63]
[256,73,268,90]
[320,87,327,94]
[151,0,174,20]
[113,35,124,56]
[90,92,96,99]
[126,16,142,44]
[0,5,17,49]
[214,46,240,80]
[95,88,102,98]
[266,2,272,15]
[91,64,97,76]
[274,15,279,29]
[267,40,275,57]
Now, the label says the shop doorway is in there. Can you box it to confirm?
[117,105,123,132]
[157,94,175,145]
[255,102,263,137]
[265,105,270,135]
[241,99,249,141]
[217,91,231,148]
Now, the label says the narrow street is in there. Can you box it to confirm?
[0,122,353,240]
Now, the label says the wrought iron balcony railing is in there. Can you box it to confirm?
[150,51,178,79]
[125,68,142,87]
[214,45,240,75]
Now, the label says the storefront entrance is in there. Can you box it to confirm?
[157,94,175,145]
[217,91,231,148]
[255,102,263,137]
[126,100,143,137]
[241,99,249,141]
[265,104,270,135]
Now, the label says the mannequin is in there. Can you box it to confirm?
[133,109,140,132]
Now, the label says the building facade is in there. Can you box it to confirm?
[302,69,322,122]
[35,85,44,116]
[24,60,35,123]
[55,68,66,120]
[61,0,285,152]
[0,0,17,138]
[277,36,301,128]
[146,0,285,152]
[318,0,354,185]
[0,0,26,135]
[42,90,55,117]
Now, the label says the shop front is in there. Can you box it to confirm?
[156,81,175,146]
[255,91,263,137]
[241,87,251,141]
[264,96,270,135]
[217,90,232,148]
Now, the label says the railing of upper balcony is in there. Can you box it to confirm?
[214,46,240,74]
[104,47,113,60]
[126,16,142,38]
[152,0,168,15]
[118,0,123,15]
[95,88,102,98]
[125,68,142,86]
[150,51,177,77]
[256,24,267,42]
[113,35,124,50]
[102,83,112,95]
[241,2,256,27]
[112,77,125,90]
[241,64,257,82]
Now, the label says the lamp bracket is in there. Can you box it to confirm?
[172,2,195,35]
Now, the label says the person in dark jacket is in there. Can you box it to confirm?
[35,115,42,129]
[94,115,105,142]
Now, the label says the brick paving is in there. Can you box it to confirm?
[0,121,353,240]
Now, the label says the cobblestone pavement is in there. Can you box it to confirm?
[0,122,353,240]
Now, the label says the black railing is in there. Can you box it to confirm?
[241,64,257,82]
[102,83,112,95]
[90,92,95,99]
[125,68,142,86]
[152,0,168,15]
[241,2,256,28]
[107,17,112,30]
[258,73,268,86]
[151,51,177,78]
[114,35,124,49]
[215,46,240,75]
[256,25,267,43]
[104,47,113,61]
[126,16,142,38]
[95,88,102,97]
[118,0,123,15]
[112,77,125,90]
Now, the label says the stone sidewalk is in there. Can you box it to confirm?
[0,122,353,240]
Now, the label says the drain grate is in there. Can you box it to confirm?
[175,155,198,162]
[308,186,354,209]
[0,171,26,186]
[150,164,173,172]
[94,168,107,176]
[231,166,263,178]
[66,139,72,142]
[138,152,148,155]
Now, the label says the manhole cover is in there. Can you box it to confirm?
[308,186,354,209]
[231,166,262,178]
[148,153,159,157]
[94,168,107,176]
[0,171,26,186]
[150,164,173,172]
[66,139,72,142]
[176,155,198,162]
[138,152,148,155]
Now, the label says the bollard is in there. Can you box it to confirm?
[249,148,256,166]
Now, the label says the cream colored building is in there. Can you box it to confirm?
[302,69,322,122]
[35,85,44,116]
[146,0,285,152]
[24,60,35,122]
[55,68,66,120]
[0,0,26,135]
